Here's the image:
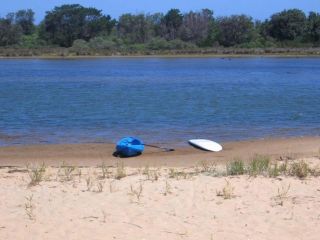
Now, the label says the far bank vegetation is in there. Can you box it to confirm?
[0,5,320,57]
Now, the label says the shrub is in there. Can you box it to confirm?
[71,39,90,55]
[88,36,116,50]
[289,161,309,179]
[168,39,197,49]
[147,37,170,50]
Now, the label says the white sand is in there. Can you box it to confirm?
[0,158,320,240]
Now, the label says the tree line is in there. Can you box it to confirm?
[0,4,319,53]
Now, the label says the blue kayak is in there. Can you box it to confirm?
[116,137,144,157]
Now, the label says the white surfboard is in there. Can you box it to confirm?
[188,139,223,152]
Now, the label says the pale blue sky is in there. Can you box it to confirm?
[1,0,319,22]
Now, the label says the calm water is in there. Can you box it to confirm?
[0,57,319,146]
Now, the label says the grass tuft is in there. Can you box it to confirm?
[143,165,160,182]
[226,159,245,175]
[168,168,190,180]
[99,162,110,179]
[274,184,291,206]
[86,176,93,191]
[27,163,46,186]
[129,183,143,202]
[247,155,270,176]
[24,194,35,220]
[216,179,235,199]
[268,163,281,177]
[96,181,105,193]
[163,180,172,196]
[63,165,76,181]
[115,162,126,180]
[199,160,216,173]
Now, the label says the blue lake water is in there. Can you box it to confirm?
[0,57,319,146]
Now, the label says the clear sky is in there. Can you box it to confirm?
[1,0,319,22]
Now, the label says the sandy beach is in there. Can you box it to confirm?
[0,136,319,167]
[0,137,320,239]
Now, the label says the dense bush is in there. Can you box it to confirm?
[0,5,320,53]
[89,37,117,50]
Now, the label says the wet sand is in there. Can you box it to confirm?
[0,136,319,167]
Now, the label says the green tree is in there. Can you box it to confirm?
[40,4,115,47]
[216,15,254,47]
[162,9,183,40]
[15,9,35,35]
[180,9,214,46]
[268,9,307,41]
[117,14,154,43]
[305,12,320,42]
[146,13,164,37]
[0,14,22,46]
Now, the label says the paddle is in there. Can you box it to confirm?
[143,144,175,152]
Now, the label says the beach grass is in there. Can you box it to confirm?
[247,155,270,176]
[27,163,46,186]
[226,159,246,175]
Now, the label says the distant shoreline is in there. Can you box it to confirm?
[1,54,320,60]
[1,47,320,59]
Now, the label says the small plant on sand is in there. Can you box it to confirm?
[216,179,235,199]
[96,181,105,193]
[101,210,107,223]
[163,180,172,196]
[274,184,291,206]
[226,159,245,176]
[76,168,82,182]
[100,162,110,179]
[168,168,189,180]
[129,182,143,203]
[276,160,289,176]
[86,176,93,191]
[143,165,160,182]
[149,169,160,181]
[248,155,270,176]
[115,161,126,180]
[63,165,76,181]
[168,168,177,178]
[309,165,320,177]
[268,163,281,178]
[142,165,150,175]
[24,194,35,220]
[289,161,309,179]
[27,163,46,186]
[109,180,116,193]
[199,160,216,173]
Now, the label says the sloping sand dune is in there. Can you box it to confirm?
[0,157,320,240]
